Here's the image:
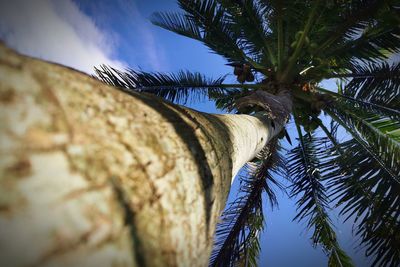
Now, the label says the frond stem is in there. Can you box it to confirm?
[277,12,284,71]
[325,72,400,79]
[135,83,265,92]
[281,0,320,82]
[316,87,400,117]
[316,119,345,155]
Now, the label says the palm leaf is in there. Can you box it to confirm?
[339,61,400,110]
[152,0,249,64]
[95,65,233,104]
[328,24,400,64]
[216,0,276,66]
[151,11,202,40]
[327,4,400,64]
[320,121,400,267]
[314,118,400,267]
[288,122,353,266]
[314,0,388,54]
[316,87,400,121]
[209,140,285,267]
[327,104,400,183]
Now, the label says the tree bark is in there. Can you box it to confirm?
[0,44,283,267]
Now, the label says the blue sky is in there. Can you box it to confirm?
[0,0,370,266]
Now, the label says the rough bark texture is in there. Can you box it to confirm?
[235,89,292,125]
[0,44,279,267]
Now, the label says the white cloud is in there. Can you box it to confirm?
[0,0,125,74]
[116,0,167,71]
[78,0,168,72]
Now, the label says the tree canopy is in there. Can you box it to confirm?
[96,0,400,266]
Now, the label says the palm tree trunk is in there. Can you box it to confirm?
[0,44,286,267]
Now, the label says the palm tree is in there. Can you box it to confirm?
[97,0,400,266]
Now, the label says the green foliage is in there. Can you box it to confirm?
[329,138,400,267]
[216,0,276,66]
[210,141,286,267]
[317,86,400,120]
[152,0,247,64]
[95,65,230,104]
[328,102,400,182]
[288,126,353,267]
[325,4,400,64]
[342,62,400,110]
[319,122,400,267]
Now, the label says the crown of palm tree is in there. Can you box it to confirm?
[96,1,400,266]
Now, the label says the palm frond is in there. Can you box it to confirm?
[315,0,388,54]
[327,104,400,184]
[328,23,400,64]
[152,0,249,64]
[151,11,202,40]
[310,2,399,72]
[95,65,233,104]
[319,118,400,267]
[333,3,400,63]
[329,139,400,267]
[316,87,400,121]
[339,61,400,110]
[288,122,353,266]
[209,140,285,267]
[216,0,276,66]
